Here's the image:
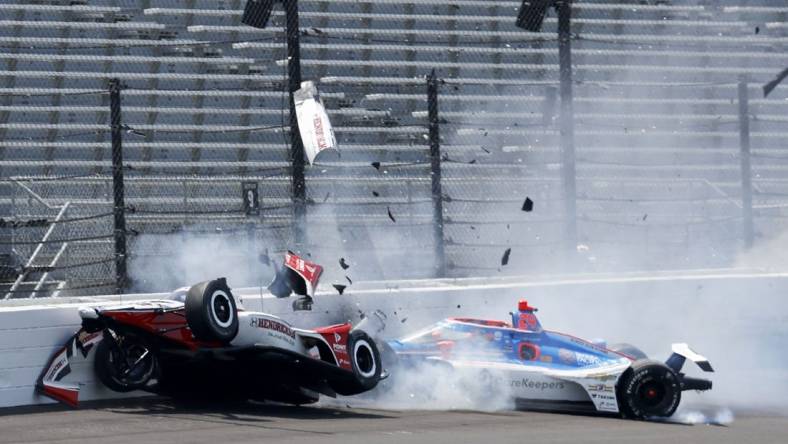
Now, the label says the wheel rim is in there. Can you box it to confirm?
[354,340,376,378]
[210,290,234,328]
[637,379,667,408]
[108,341,154,386]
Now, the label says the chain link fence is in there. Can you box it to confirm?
[1,0,787,297]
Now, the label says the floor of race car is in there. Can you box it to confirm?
[0,398,785,444]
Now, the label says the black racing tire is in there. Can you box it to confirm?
[608,343,648,360]
[617,359,681,419]
[94,336,158,393]
[185,278,238,343]
[348,330,382,391]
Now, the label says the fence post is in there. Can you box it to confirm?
[427,69,446,277]
[283,0,306,251]
[557,0,577,255]
[109,79,127,293]
[738,76,754,248]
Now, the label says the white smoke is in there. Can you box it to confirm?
[127,231,277,293]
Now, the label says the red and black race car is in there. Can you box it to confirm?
[38,252,384,407]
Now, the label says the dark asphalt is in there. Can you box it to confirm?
[0,399,785,444]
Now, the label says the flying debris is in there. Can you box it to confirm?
[371,161,381,170]
[501,248,512,266]
[522,197,534,212]
[468,159,477,164]
[339,257,350,270]
[387,206,396,223]
[345,276,353,285]
[643,214,648,221]
[258,250,271,266]
[333,284,347,295]
[401,317,408,323]
[323,192,330,203]
[481,146,491,154]
[372,191,380,197]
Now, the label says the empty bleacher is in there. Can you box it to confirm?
[1,0,787,295]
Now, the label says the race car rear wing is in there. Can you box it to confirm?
[268,251,323,300]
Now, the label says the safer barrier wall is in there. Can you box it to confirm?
[2,270,786,409]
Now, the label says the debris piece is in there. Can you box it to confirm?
[522,197,534,212]
[332,284,347,295]
[372,191,380,197]
[387,206,396,223]
[345,275,353,285]
[339,257,350,270]
[501,248,511,266]
[468,159,477,164]
[258,249,271,266]
[481,146,491,154]
[401,317,408,323]
[371,161,381,170]
[642,214,648,221]
[457,304,461,309]
[755,26,760,34]
[323,192,330,202]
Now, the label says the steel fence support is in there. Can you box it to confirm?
[738,76,754,248]
[284,0,306,250]
[557,0,577,255]
[109,78,127,293]
[427,70,446,277]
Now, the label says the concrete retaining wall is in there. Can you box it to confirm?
[2,269,786,409]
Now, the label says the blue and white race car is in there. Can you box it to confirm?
[384,301,714,419]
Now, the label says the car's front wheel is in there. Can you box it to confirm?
[94,334,158,393]
[348,330,382,391]
[617,360,681,419]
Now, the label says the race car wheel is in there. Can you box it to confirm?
[617,360,681,419]
[185,278,238,343]
[608,343,648,360]
[349,330,382,391]
[94,335,158,393]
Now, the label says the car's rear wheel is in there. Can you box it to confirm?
[617,360,681,419]
[185,278,238,343]
[94,335,158,393]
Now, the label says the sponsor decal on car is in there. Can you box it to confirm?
[510,378,566,391]
[558,348,576,365]
[587,383,615,392]
[575,352,602,367]
[251,317,296,339]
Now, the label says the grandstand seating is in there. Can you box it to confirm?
[1,0,787,295]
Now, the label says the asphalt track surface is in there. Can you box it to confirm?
[1,399,786,444]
